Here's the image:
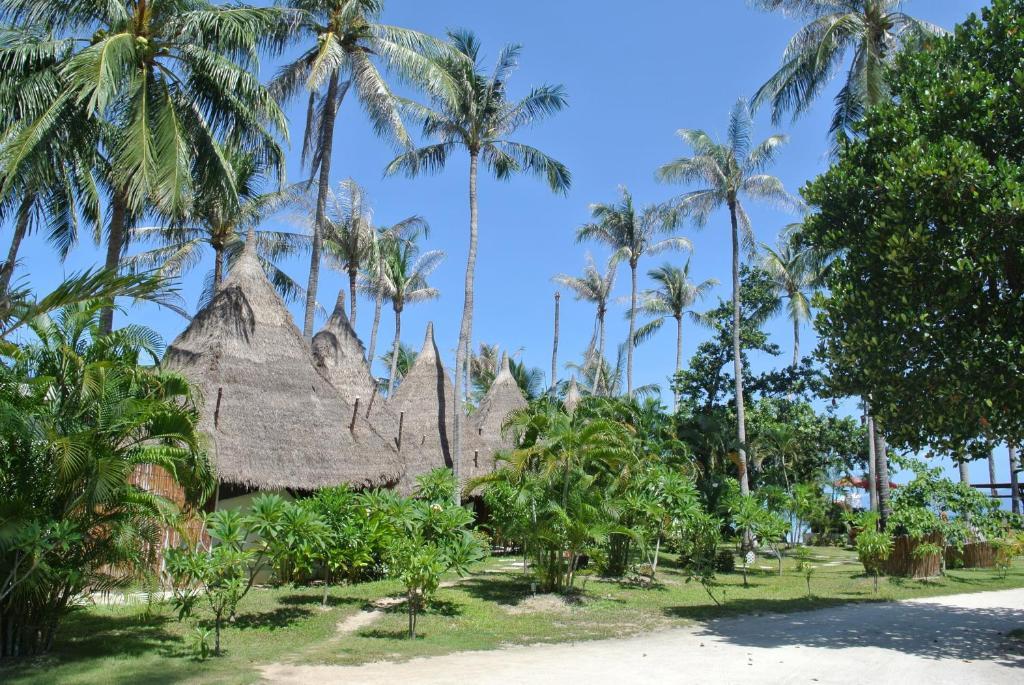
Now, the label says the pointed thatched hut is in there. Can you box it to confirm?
[312,290,377,408]
[162,239,402,500]
[468,353,527,480]
[564,378,582,415]
[387,322,457,490]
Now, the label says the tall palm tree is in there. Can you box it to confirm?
[360,217,429,369]
[375,237,444,396]
[377,341,416,394]
[0,0,287,332]
[314,178,374,327]
[269,0,454,339]
[751,0,945,139]
[578,187,690,399]
[630,260,717,410]
[386,30,570,501]
[759,233,822,367]
[553,255,617,396]
[125,151,306,308]
[657,98,794,497]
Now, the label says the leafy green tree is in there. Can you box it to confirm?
[554,255,617,396]
[658,98,794,497]
[386,30,570,503]
[801,1,1024,459]
[0,301,212,657]
[751,0,946,141]
[269,0,452,339]
[630,259,717,409]
[577,186,690,398]
[0,0,288,332]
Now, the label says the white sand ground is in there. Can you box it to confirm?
[260,588,1024,684]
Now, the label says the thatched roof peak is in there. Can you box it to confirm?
[418,321,438,362]
[312,289,375,406]
[564,378,582,415]
[495,352,512,382]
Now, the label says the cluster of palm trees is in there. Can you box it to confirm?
[0,1,945,509]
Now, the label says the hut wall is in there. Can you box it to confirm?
[945,541,997,569]
[884,533,943,578]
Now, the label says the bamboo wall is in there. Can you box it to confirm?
[883,533,943,579]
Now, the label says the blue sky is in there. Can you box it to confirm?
[13,0,1012,490]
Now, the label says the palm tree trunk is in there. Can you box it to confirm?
[958,459,970,484]
[387,306,402,397]
[596,307,607,396]
[100,189,129,334]
[550,292,560,395]
[348,264,358,327]
[0,193,34,294]
[213,245,225,288]
[367,292,383,366]
[792,316,800,368]
[729,201,749,497]
[866,408,878,511]
[627,260,638,398]
[874,423,892,529]
[987,450,998,497]
[452,151,481,505]
[303,70,342,340]
[1009,444,1021,515]
[673,315,683,412]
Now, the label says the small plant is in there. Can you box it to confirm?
[911,541,943,576]
[714,548,735,573]
[677,511,723,606]
[794,547,815,598]
[188,626,213,661]
[855,529,894,593]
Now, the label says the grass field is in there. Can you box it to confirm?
[4,547,1023,685]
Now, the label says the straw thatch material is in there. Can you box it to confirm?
[387,322,458,490]
[312,290,376,405]
[468,353,527,480]
[564,378,582,415]
[162,240,401,491]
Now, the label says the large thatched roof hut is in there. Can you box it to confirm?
[386,322,458,490]
[162,238,401,493]
[468,353,527,480]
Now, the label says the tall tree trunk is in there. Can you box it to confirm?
[100,189,129,334]
[1010,444,1021,515]
[987,449,998,497]
[367,291,383,366]
[595,307,607,395]
[958,458,970,484]
[452,151,480,505]
[673,314,683,412]
[550,291,560,395]
[303,71,342,340]
[627,260,638,398]
[0,193,34,294]
[729,201,749,496]
[792,316,800,368]
[874,424,892,529]
[387,306,402,397]
[866,408,878,512]
[348,263,358,327]
[213,244,225,288]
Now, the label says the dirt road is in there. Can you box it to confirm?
[260,588,1024,684]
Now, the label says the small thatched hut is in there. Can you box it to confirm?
[468,353,527,480]
[162,238,401,503]
[312,290,377,407]
[386,322,457,491]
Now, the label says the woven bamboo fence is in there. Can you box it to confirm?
[884,533,943,578]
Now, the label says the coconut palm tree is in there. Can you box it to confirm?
[0,0,287,332]
[125,151,307,309]
[759,233,822,367]
[751,0,945,139]
[312,178,375,327]
[360,218,430,369]
[385,29,570,501]
[377,342,416,393]
[553,255,617,396]
[657,98,794,497]
[269,0,454,339]
[376,237,444,396]
[630,260,718,410]
[577,187,690,399]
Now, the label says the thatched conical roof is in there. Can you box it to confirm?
[387,322,457,489]
[469,353,527,480]
[162,237,401,491]
[564,378,582,415]
[312,290,376,406]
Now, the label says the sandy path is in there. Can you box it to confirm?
[260,588,1024,684]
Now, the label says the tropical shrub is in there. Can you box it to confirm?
[854,517,894,593]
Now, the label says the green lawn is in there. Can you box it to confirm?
[4,547,1023,685]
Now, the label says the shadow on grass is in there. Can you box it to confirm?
[358,628,423,640]
[279,593,370,609]
[457,574,533,606]
[228,606,312,631]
